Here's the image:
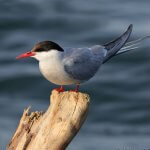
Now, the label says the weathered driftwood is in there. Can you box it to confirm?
[7,90,90,150]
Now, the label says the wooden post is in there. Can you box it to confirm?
[7,90,90,150]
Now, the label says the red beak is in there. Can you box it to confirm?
[16,51,35,59]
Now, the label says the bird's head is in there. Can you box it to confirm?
[16,41,64,61]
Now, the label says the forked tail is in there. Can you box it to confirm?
[116,36,150,55]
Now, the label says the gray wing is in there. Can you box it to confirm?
[63,46,106,81]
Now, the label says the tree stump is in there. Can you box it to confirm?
[7,90,90,150]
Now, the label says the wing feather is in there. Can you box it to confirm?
[63,47,103,81]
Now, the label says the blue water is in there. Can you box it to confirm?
[1,0,150,149]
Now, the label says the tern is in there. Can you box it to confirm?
[16,24,147,92]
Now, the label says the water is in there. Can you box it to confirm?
[1,0,150,149]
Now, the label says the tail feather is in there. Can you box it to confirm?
[103,24,133,63]
[116,36,150,55]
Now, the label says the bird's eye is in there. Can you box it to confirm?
[35,48,44,52]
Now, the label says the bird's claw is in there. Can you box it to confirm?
[70,84,80,93]
[54,86,64,93]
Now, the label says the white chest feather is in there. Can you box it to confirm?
[37,51,79,85]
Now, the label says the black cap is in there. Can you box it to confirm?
[32,41,64,52]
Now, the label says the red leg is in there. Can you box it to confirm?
[70,84,80,92]
[54,85,64,93]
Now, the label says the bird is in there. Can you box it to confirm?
[16,24,145,92]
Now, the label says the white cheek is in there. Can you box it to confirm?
[32,50,61,61]
[32,52,48,61]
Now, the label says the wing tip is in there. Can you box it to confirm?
[126,24,133,35]
[102,24,133,63]
[128,24,133,30]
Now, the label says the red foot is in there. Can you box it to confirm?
[70,84,80,93]
[54,85,64,93]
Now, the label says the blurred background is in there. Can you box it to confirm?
[1,0,150,149]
